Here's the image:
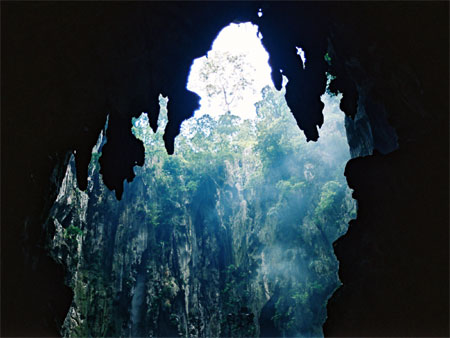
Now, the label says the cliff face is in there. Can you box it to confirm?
[48,153,258,337]
[46,91,354,337]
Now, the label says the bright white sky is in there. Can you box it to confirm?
[186,22,273,120]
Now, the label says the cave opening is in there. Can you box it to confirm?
[46,21,356,337]
[3,2,448,337]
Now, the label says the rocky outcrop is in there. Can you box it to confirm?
[46,94,354,337]
[46,146,264,337]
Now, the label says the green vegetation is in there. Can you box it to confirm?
[50,70,354,337]
[64,224,84,240]
[324,52,332,65]
[130,83,354,336]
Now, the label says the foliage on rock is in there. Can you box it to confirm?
[46,85,354,337]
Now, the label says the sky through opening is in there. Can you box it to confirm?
[187,22,273,120]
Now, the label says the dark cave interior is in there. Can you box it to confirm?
[2,1,449,337]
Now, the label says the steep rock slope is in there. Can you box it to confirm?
[46,90,354,337]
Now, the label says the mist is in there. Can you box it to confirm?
[131,83,354,336]
[47,73,355,337]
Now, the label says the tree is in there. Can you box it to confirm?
[191,50,257,115]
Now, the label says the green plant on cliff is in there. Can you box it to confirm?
[50,76,354,337]
[64,224,83,240]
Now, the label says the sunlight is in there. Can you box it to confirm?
[187,22,273,120]
[54,21,356,336]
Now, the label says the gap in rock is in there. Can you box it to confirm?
[46,21,356,338]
